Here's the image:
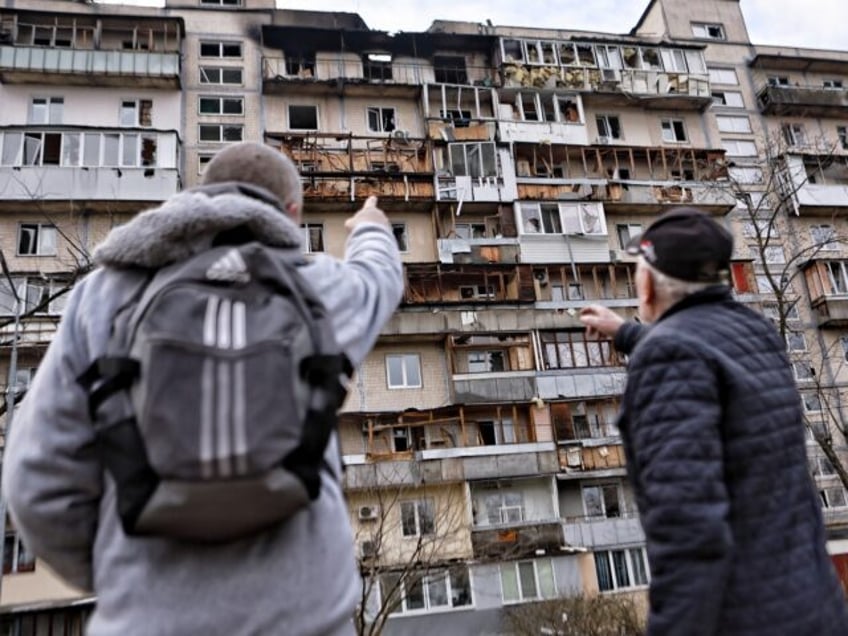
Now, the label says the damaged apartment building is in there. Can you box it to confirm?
[0,0,847,633]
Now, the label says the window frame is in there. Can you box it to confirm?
[198,124,244,144]
[199,66,243,86]
[28,96,64,125]
[707,67,738,85]
[17,223,57,257]
[367,106,397,133]
[288,104,319,131]
[595,114,622,140]
[722,138,758,157]
[199,40,243,59]
[300,223,325,254]
[400,499,435,538]
[500,559,557,604]
[711,91,745,108]
[3,532,35,575]
[386,353,423,389]
[660,118,688,143]
[581,481,623,519]
[691,22,726,40]
[392,222,409,252]
[198,95,245,116]
[594,547,650,592]
[811,224,839,251]
[382,565,473,615]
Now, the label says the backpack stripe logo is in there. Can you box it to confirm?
[200,294,249,478]
[206,249,250,284]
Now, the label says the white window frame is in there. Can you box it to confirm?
[400,499,435,538]
[596,114,622,140]
[366,106,397,133]
[803,393,822,413]
[661,119,688,143]
[716,115,752,134]
[446,142,499,179]
[198,124,244,143]
[518,202,607,236]
[382,566,474,615]
[838,126,848,151]
[199,66,243,85]
[728,166,763,184]
[28,96,63,125]
[595,548,650,592]
[500,559,557,604]
[300,223,324,254]
[786,331,807,352]
[712,91,745,108]
[17,223,57,257]
[782,123,808,147]
[691,22,726,40]
[823,79,844,90]
[793,360,814,382]
[386,354,422,389]
[616,224,642,249]
[811,225,839,251]
[820,486,848,509]
[581,482,623,519]
[707,67,738,85]
[288,104,319,131]
[722,139,758,157]
[199,40,242,59]
[3,532,35,574]
[198,95,244,116]
[768,76,790,87]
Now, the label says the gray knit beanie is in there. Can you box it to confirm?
[201,142,303,214]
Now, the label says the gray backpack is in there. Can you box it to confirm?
[78,242,351,542]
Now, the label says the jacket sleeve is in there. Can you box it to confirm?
[1,280,100,592]
[624,337,732,636]
[614,321,647,356]
[304,222,403,367]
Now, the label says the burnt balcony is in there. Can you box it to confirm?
[472,520,567,560]
[402,262,536,306]
[0,13,181,88]
[557,441,627,477]
[437,237,520,265]
[262,25,496,98]
[266,132,434,208]
[758,84,848,118]
[422,84,499,142]
[497,37,711,111]
[0,128,180,203]
[803,259,848,327]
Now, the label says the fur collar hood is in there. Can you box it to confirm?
[94,183,303,269]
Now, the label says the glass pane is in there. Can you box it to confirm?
[467,144,482,178]
[518,561,538,599]
[103,134,120,165]
[387,356,404,386]
[602,484,621,517]
[122,134,139,166]
[222,98,243,114]
[481,143,497,177]
[222,126,243,141]
[583,486,603,516]
[62,133,80,166]
[403,356,421,386]
[38,226,57,255]
[199,97,220,114]
[381,573,403,614]
[448,145,466,176]
[401,501,417,536]
[629,548,648,585]
[83,133,100,165]
[405,577,425,610]
[120,102,137,126]
[500,564,519,602]
[427,573,449,607]
[418,500,435,535]
[450,567,472,607]
[23,133,42,165]
[1,132,22,165]
[612,550,630,588]
[595,552,613,591]
[537,559,556,598]
[222,68,242,84]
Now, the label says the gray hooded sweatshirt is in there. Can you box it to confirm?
[2,187,404,635]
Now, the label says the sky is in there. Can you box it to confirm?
[104,0,847,51]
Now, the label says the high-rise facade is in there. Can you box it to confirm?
[0,0,845,633]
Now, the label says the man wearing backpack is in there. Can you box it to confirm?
[2,142,404,635]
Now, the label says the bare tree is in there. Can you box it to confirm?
[502,593,645,636]
[349,467,472,636]
[724,131,848,492]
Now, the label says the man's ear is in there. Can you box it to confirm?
[285,201,301,219]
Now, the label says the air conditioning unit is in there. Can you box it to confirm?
[391,129,412,144]
[360,539,379,559]
[596,135,611,145]
[358,505,380,521]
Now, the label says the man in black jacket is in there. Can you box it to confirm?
[580,207,848,636]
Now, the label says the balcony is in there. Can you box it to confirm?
[261,24,496,98]
[562,513,644,549]
[472,520,567,560]
[0,46,180,88]
[0,317,58,349]
[557,441,627,476]
[537,368,628,401]
[266,132,434,208]
[402,263,537,306]
[497,37,711,111]
[783,154,848,216]
[454,371,536,404]
[0,128,180,203]
[803,260,848,327]
[758,84,848,118]
[602,180,737,213]
[437,237,520,265]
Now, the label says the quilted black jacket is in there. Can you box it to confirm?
[614,286,848,636]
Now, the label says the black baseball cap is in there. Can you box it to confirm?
[626,207,733,283]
